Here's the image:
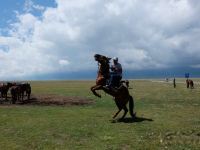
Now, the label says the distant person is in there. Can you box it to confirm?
[186,79,189,88]
[173,78,176,88]
[107,57,122,88]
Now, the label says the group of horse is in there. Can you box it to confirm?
[0,82,31,104]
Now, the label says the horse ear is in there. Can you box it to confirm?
[94,54,101,57]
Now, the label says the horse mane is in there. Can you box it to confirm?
[94,54,111,64]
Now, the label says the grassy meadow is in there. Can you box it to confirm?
[0,79,200,150]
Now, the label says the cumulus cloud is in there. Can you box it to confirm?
[0,0,200,79]
[24,0,45,13]
[59,59,70,66]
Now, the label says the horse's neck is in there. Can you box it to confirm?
[99,63,109,74]
[98,64,102,73]
[97,66,103,78]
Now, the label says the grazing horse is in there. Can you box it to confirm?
[0,82,14,100]
[10,85,21,104]
[10,83,31,104]
[91,54,136,119]
[186,79,194,89]
[19,83,31,100]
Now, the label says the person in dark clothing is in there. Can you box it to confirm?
[173,78,176,88]
[108,57,122,88]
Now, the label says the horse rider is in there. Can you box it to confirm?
[107,57,122,88]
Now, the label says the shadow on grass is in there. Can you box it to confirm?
[111,116,153,123]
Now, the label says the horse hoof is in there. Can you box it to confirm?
[118,118,125,122]
[132,112,136,119]
[110,119,117,123]
[96,95,101,98]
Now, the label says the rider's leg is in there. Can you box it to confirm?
[107,73,114,87]
[111,75,121,87]
[116,76,122,87]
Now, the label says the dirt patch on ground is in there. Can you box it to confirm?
[0,94,94,106]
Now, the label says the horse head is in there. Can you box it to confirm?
[94,54,111,64]
[7,82,15,87]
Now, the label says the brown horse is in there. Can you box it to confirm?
[186,79,194,89]
[0,82,14,100]
[10,83,32,104]
[10,85,21,104]
[91,54,136,119]
[19,83,31,100]
[91,54,110,98]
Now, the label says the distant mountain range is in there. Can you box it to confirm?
[28,67,200,80]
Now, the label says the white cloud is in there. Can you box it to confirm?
[0,0,200,79]
[59,59,70,66]
[24,0,45,13]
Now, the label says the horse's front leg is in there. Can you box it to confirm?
[91,85,102,98]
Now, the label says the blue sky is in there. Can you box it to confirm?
[0,0,200,80]
[0,0,56,29]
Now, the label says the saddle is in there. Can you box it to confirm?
[105,79,129,91]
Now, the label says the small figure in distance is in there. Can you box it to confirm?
[173,78,176,88]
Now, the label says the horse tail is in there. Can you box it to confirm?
[129,95,135,118]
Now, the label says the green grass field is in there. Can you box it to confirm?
[0,79,200,150]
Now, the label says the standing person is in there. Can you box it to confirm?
[108,57,122,88]
[173,78,176,88]
[186,79,189,88]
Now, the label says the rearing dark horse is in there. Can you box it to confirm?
[91,54,136,119]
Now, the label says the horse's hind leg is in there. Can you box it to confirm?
[113,109,122,119]
[113,99,123,119]
[113,98,128,119]
[121,106,128,119]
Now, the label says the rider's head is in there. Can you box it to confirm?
[113,57,118,64]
